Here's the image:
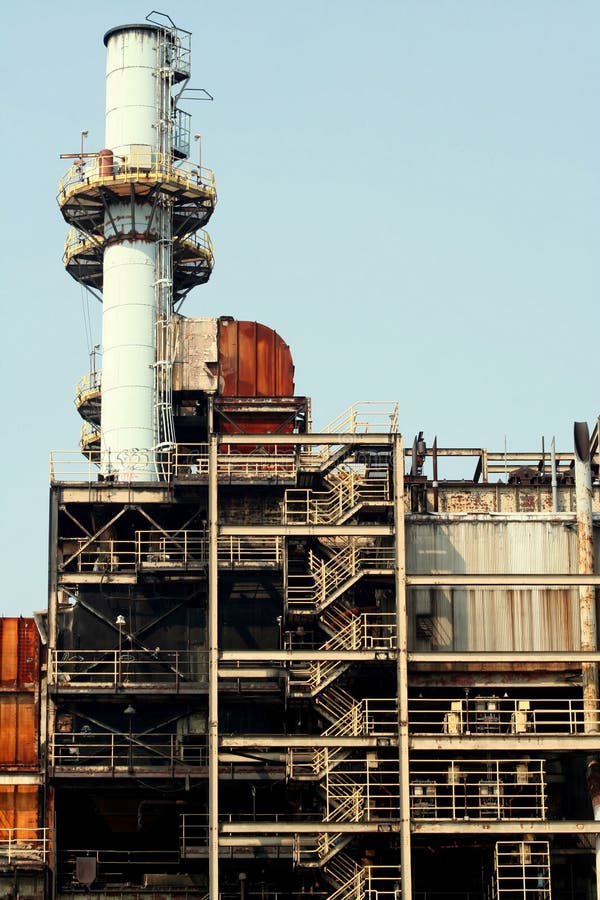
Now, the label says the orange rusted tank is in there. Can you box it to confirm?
[98,148,114,177]
[218,319,294,398]
[216,319,298,445]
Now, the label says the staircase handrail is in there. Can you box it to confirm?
[284,471,390,525]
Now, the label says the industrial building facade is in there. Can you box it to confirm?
[2,13,600,900]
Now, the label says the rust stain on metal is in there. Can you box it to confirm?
[0,618,39,686]
[0,784,39,837]
[218,319,294,397]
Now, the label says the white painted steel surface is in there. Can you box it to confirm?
[101,219,156,478]
[102,26,163,480]
[406,520,580,652]
[105,27,160,158]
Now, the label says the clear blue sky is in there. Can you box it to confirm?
[1,1,599,615]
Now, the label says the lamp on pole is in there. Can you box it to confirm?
[79,129,89,170]
[194,133,202,173]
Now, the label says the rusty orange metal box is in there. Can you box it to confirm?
[0,619,39,687]
[0,784,39,838]
[218,319,294,397]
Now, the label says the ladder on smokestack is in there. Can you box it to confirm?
[152,27,178,474]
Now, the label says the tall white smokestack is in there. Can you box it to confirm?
[101,24,163,480]
[59,17,216,481]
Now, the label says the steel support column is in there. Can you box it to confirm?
[574,422,598,733]
[208,435,219,900]
[394,435,411,898]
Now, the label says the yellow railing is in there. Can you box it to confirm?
[290,614,397,694]
[409,695,596,736]
[79,421,100,452]
[297,402,398,472]
[58,152,216,203]
[49,648,207,687]
[74,370,101,407]
[287,541,395,611]
[0,828,48,863]
[50,732,206,770]
[49,445,296,483]
[410,758,546,821]
[64,229,214,267]
[59,532,284,574]
[319,401,400,436]
[284,469,390,524]
[495,842,551,900]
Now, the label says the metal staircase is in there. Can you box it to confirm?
[284,404,400,896]
[297,402,398,475]
[284,468,390,525]
[287,540,395,615]
[298,846,401,900]
[288,610,396,698]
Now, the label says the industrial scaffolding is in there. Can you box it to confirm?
[1,12,600,900]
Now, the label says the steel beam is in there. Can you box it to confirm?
[406,574,600,586]
[220,650,393,662]
[208,435,219,900]
[219,433,394,446]
[394,434,412,900]
[411,820,600,835]
[409,651,600,662]
[221,736,381,748]
[410,735,600,751]
[220,524,393,537]
[220,822,397,834]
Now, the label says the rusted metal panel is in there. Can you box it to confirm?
[435,486,578,514]
[0,618,39,687]
[408,586,579,653]
[406,521,580,652]
[406,520,576,575]
[172,316,218,393]
[218,319,294,398]
[0,784,39,836]
[0,694,38,767]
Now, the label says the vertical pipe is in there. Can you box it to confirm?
[432,436,438,513]
[576,422,600,895]
[208,434,219,900]
[101,26,164,481]
[393,435,412,898]
[551,437,558,513]
[574,421,598,733]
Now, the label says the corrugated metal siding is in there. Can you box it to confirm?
[406,520,580,651]
[0,695,38,767]
[0,619,40,769]
[0,785,39,837]
[406,520,577,574]
[0,619,39,686]
[218,319,294,397]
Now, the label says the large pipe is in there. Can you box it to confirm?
[208,435,219,900]
[586,758,600,899]
[577,422,600,894]
[393,435,412,899]
[574,421,598,733]
[101,25,164,480]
